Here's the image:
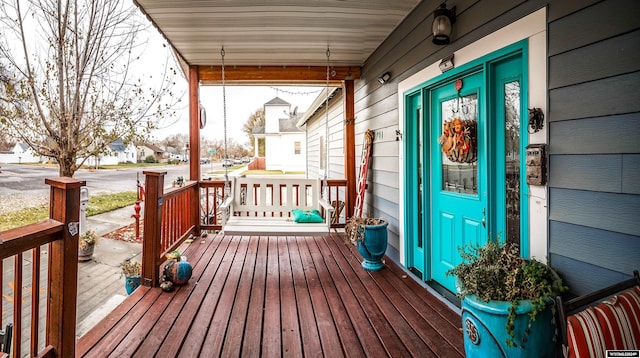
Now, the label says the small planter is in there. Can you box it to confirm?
[462,295,556,357]
[78,243,95,262]
[354,220,388,271]
[125,275,141,295]
[121,259,142,295]
[78,230,99,262]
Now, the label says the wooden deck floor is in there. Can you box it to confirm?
[77,233,464,357]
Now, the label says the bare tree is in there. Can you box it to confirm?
[242,108,265,156]
[161,133,188,153]
[0,0,182,176]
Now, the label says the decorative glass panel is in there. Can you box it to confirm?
[440,93,478,195]
[505,81,520,247]
[319,136,326,170]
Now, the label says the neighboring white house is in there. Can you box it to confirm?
[253,97,306,173]
[0,143,42,164]
[296,87,344,180]
[82,138,137,167]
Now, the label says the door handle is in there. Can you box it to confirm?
[481,208,486,228]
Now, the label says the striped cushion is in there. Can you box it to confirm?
[567,286,640,358]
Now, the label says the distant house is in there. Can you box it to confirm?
[82,138,136,167]
[136,143,164,162]
[163,146,187,162]
[252,97,306,173]
[0,142,41,164]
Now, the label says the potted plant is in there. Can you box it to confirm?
[448,238,566,357]
[121,259,142,295]
[172,176,184,187]
[78,230,99,262]
[345,216,388,271]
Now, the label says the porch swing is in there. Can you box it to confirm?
[220,48,334,235]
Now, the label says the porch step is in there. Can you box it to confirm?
[77,294,126,338]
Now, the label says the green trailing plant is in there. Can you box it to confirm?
[447,238,567,348]
[344,216,386,244]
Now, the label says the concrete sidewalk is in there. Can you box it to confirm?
[76,204,142,337]
[85,204,143,266]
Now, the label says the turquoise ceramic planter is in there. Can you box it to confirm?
[355,221,388,271]
[125,275,141,295]
[461,295,556,357]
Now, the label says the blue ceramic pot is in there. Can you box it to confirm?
[125,275,141,295]
[355,220,388,271]
[461,295,556,357]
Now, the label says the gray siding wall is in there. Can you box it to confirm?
[547,0,640,295]
[356,0,547,254]
[354,0,638,296]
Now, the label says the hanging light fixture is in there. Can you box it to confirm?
[432,2,456,45]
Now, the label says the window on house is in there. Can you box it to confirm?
[320,136,326,170]
[294,141,301,155]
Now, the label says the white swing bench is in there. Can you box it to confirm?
[219,177,334,235]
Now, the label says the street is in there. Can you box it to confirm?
[0,162,225,213]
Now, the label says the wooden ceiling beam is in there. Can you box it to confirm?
[197,65,361,85]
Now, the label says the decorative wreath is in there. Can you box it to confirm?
[438,117,477,163]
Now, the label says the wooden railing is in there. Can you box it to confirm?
[199,179,226,232]
[141,173,349,287]
[142,171,199,287]
[0,177,83,358]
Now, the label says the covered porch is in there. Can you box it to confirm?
[77,231,463,357]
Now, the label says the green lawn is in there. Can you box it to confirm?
[0,191,138,232]
[94,162,172,169]
[206,165,245,174]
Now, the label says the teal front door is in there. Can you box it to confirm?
[430,71,488,292]
[403,42,528,295]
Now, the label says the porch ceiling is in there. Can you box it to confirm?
[134,0,422,69]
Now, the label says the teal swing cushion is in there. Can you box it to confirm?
[292,209,324,223]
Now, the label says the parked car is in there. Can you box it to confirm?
[222,159,233,167]
[242,157,251,163]
[233,158,243,164]
[200,157,210,164]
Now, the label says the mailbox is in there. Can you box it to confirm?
[80,186,89,209]
[526,144,546,185]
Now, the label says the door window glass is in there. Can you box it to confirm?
[440,93,478,195]
[505,81,520,247]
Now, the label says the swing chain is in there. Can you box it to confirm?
[323,47,331,201]
[221,47,230,198]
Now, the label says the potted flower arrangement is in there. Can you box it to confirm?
[345,216,388,271]
[121,259,142,295]
[78,230,99,261]
[448,239,566,357]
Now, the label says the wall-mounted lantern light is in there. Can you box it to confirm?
[377,72,391,84]
[432,2,456,45]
